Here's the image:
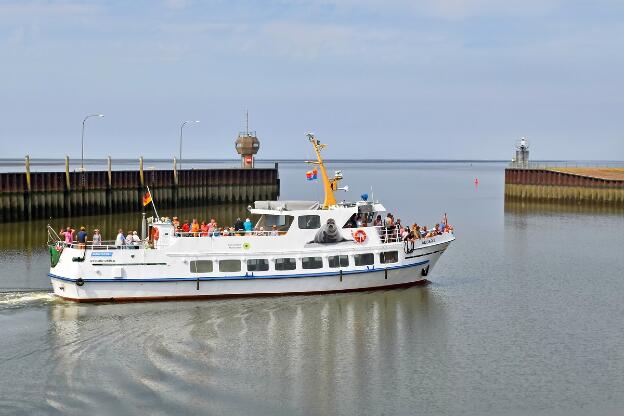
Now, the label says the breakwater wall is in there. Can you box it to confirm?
[0,160,279,223]
[505,168,624,204]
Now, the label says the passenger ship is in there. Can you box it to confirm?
[48,134,455,302]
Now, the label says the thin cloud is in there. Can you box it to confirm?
[163,0,192,10]
[0,1,102,17]
[280,0,561,19]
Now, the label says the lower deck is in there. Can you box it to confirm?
[50,255,440,302]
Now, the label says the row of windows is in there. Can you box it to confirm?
[190,251,399,273]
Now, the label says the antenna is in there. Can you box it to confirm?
[246,110,249,136]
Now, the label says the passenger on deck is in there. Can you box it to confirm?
[92,229,102,245]
[200,221,209,237]
[77,226,88,248]
[384,213,395,242]
[131,231,141,247]
[62,227,75,244]
[244,218,253,232]
[355,215,362,227]
[420,226,428,238]
[401,227,410,241]
[124,232,135,248]
[115,229,125,247]
[234,218,245,232]
[208,218,217,235]
[172,217,180,230]
[191,219,200,235]
[434,224,441,235]
[222,227,230,236]
[271,225,279,236]
[403,226,415,241]
[411,224,421,239]
[182,220,190,234]
[373,215,382,227]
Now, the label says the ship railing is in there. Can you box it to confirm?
[174,230,287,237]
[55,241,145,250]
[373,226,402,243]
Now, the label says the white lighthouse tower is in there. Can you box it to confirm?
[514,137,530,168]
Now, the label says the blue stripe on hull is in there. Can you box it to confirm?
[49,260,429,284]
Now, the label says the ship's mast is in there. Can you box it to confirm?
[306,133,338,208]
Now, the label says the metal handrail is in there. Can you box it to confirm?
[174,230,286,237]
[51,225,448,250]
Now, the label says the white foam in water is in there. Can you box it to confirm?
[0,291,55,309]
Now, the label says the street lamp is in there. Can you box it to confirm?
[81,114,104,171]
[179,120,200,169]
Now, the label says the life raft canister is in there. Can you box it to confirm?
[353,229,367,243]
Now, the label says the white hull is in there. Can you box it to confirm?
[49,237,452,302]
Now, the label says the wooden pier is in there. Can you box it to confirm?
[505,167,624,204]
[0,157,280,223]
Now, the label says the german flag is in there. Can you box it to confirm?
[143,190,153,206]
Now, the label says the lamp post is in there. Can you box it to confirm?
[81,114,104,171]
[179,120,200,169]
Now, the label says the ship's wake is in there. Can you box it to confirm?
[0,290,55,310]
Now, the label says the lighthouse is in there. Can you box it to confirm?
[514,137,530,168]
[235,112,260,169]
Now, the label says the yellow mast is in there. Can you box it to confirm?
[306,133,340,208]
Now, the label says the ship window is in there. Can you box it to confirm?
[298,215,321,229]
[247,259,269,272]
[328,255,349,268]
[190,260,213,273]
[354,253,374,266]
[380,251,398,264]
[302,256,323,269]
[219,260,241,272]
[275,257,296,271]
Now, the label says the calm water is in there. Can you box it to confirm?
[1,162,624,416]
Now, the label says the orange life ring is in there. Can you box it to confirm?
[353,229,367,243]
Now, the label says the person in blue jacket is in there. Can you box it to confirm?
[243,218,253,233]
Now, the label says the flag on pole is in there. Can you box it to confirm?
[306,169,318,181]
[143,190,153,206]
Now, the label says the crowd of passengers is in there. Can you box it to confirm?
[58,226,141,248]
[345,212,453,242]
[57,212,452,247]
[171,216,280,237]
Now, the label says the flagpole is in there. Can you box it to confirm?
[146,184,160,220]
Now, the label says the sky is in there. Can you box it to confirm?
[0,0,623,161]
